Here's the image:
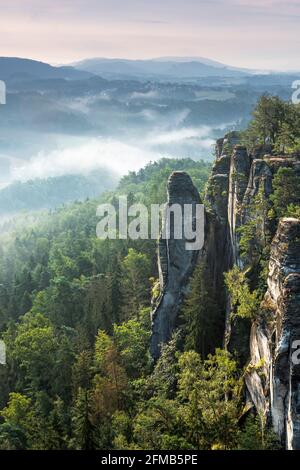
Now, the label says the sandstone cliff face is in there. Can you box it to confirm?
[212,148,300,448]
[227,146,251,266]
[226,152,300,449]
[246,218,300,449]
[204,135,234,293]
[151,137,235,359]
[150,138,300,448]
[233,155,299,263]
[150,171,201,359]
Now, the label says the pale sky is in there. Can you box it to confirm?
[0,0,299,70]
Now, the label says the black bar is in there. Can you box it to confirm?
[0,450,298,467]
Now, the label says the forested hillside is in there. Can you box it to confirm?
[0,158,213,450]
[0,96,299,450]
[0,170,118,216]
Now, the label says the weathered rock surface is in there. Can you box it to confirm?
[246,218,300,449]
[150,138,300,448]
[242,159,273,211]
[227,152,300,448]
[226,153,300,369]
[227,145,251,265]
[150,171,201,359]
[151,158,232,359]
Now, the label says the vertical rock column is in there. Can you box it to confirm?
[267,218,300,449]
[245,218,300,449]
[150,172,201,359]
[227,146,251,266]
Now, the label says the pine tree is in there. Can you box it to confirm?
[71,388,94,450]
[270,167,300,219]
[182,262,223,359]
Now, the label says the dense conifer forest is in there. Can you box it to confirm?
[0,97,299,450]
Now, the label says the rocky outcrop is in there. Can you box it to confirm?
[246,218,300,449]
[206,133,235,224]
[203,137,234,294]
[150,171,201,359]
[151,149,233,359]
[150,137,300,448]
[242,159,273,213]
[227,152,300,448]
[227,145,251,265]
[226,153,300,366]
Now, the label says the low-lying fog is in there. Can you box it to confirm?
[0,118,236,188]
[0,74,249,189]
[3,125,229,185]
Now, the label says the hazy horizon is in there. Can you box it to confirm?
[1,0,299,203]
[0,0,299,71]
[1,54,299,74]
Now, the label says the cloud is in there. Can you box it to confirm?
[171,109,191,126]
[66,92,111,113]
[10,137,158,181]
[138,109,159,121]
[144,126,216,158]
[130,90,159,100]
[134,19,170,24]
[147,126,214,146]
[8,123,223,183]
[229,0,299,6]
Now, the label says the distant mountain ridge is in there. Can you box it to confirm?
[0,57,94,83]
[72,57,252,80]
[142,56,251,72]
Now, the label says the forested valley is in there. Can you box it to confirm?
[0,96,300,450]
